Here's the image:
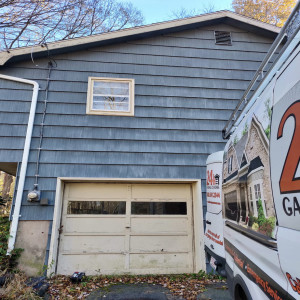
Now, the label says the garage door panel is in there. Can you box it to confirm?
[61,235,125,253]
[128,267,192,275]
[57,254,126,275]
[67,183,129,199]
[130,235,189,252]
[130,253,191,270]
[132,184,190,199]
[64,217,126,233]
[130,217,188,233]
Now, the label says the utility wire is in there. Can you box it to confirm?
[34,61,53,189]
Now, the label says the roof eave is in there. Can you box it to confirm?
[0,10,280,66]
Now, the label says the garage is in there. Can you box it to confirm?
[56,183,194,275]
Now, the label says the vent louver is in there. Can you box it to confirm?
[214,31,232,45]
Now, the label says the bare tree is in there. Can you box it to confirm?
[0,0,144,50]
[171,4,216,19]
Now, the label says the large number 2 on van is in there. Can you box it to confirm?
[277,101,300,194]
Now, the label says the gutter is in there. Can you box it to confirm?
[0,74,39,254]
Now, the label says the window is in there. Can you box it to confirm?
[249,187,254,213]
[67,201,126,214]
[87,77,135,116]
[228,156,233,174]
[254,184,261,199]
[131,202,187,215]
[249,187,253,201]
[224,191,238,221]
[249,183,266,217]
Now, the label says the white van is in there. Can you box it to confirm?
[205,3,300,300]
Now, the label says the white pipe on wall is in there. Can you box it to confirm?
[0,74,39,254]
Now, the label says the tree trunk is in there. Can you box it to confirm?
[2,173,14,199]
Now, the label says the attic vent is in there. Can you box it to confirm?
[214,31,232,45]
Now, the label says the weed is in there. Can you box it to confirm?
[1,272,42,300]
[0,216,23,272]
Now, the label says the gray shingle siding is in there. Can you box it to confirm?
[0,23,275,220]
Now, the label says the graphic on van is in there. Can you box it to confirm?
[286,272,300,295]
[222,95,276,238]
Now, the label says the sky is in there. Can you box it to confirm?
[127,0,233,24]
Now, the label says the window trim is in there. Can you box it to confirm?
[86,77,135,116]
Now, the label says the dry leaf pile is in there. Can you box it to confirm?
[47,273,225,300]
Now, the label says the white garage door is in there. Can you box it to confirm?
[57,183,194,275]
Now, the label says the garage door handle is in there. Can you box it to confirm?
[126,226,131,228]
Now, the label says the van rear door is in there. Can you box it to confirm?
[205,151,225,274]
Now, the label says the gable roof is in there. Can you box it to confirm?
[0,10,279,66]
[248,156,264,174]
[234,132,249,166]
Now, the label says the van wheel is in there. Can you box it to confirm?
[233,275,252,300]
[235,284,248,300]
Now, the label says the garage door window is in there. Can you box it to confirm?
[67,201,126,214]
[131,202,187,215]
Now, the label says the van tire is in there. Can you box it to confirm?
[233,275,252,300]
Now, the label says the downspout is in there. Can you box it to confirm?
[0,74,39,254]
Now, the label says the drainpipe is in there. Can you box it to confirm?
[0,74,39,254]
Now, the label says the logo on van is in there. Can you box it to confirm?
[286,272,300,295]
[207,170,220,187]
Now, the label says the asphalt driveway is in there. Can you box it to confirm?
[86,282,231,300]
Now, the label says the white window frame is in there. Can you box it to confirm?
[248,180,266,217]
[86,77,135,116]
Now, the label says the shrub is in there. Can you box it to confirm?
[252,222,259,231]
[248,213,257,227]
[258,221,274,236]
[265,125,271,139]
[0,216,23,272]
[257,199,266,227]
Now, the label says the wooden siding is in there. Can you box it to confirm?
[0,23,275,221]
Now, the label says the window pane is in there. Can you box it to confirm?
[93,81,129,96]
[131,202,187,215]
[224,191,238,221]
[91,80,131,112]
[92,96,129,111]
[257,184,261,198]
[250,201,254,213]
[228,156,232,173]
[67,201,126,215]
